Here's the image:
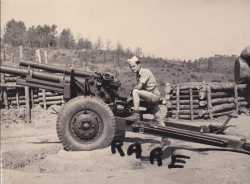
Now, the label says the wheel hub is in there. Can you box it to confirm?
[71,110,103,141]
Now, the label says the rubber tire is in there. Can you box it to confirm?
[57,96,116,151]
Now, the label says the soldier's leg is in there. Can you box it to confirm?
[132,89,160,106]
[151,105,166,126]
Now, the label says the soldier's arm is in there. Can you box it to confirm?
[135,69,149,89]
[134,82,143,90]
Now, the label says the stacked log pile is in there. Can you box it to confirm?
[208,83,249,118]
[38,91,64,108]
[0,74,64,109]
[166,82,249,120]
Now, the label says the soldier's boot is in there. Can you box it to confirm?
[126,112,140,122]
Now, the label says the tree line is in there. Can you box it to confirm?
[2,19,143,56]
[2,19,91,49]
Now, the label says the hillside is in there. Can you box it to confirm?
[1,46,237,96]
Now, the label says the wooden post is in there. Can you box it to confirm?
[11,53,14,63]
[36,49,47,109]
[43,50,48,64]
[25,86,31,123]
[35,49,42,64]
[16,87,20,109]
[176,85,180,119]
[19,45,31,122]
[61,95,65,105]
[104,51,106,63]
[207,84,213,119]
[1,74,8,109]
[234,84,239,114]
[189,88,194,120]
[164,83,172,119]
[19,46,23,62]
[3,46,6,61]
[30,89,34,107]
[42,90,47,109]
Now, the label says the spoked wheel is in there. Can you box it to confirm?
[57,96,116,151]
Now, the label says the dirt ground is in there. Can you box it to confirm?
[1,106,250,184]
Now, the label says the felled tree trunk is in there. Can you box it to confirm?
[212,101,248,113]
[211,97,247,105]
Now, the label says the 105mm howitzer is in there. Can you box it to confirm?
[0,61,250,162]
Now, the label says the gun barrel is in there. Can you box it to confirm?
[20,61,97,78]
[0,65,67,82]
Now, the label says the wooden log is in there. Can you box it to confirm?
[11,99,39,105]
[212,101,248,113]
[173,82,205,90]
[38,93,62,98]
[169,114,201,120]
[0,83,22,88]
[8,95,38,101]
[202,89,247,98]
[203,110,236,118]
[38,91,62,97]
[170,104,200,109]
[170,99,200,105]
[172,89,199,95]
[38,96,63,101]
[211,97,247,105]
[171,94,200,100]
[4,78,18,82]
[210,83,247,91]
[213,110,236,117]
[212,91,236,98]
[3,74,17,77]
[170,110,241,119]
[39,100,63,106]
[199,100,207,107]
[170,109,205,116]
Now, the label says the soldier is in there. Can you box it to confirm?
[235,45,250,84]
[126,56,165,125]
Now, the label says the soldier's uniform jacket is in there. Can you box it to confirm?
[136,68,161,96]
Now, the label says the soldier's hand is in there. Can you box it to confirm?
[126,96,133,104]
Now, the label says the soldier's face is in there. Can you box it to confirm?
[129,62,140,73]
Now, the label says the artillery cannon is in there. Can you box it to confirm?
[1,61,250,163]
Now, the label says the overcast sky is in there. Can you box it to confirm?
[1,0,250,59]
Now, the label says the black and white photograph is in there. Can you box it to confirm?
[0,0,250,183]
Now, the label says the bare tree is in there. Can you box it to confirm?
[94,36,103,50]
[105,39,112,51]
